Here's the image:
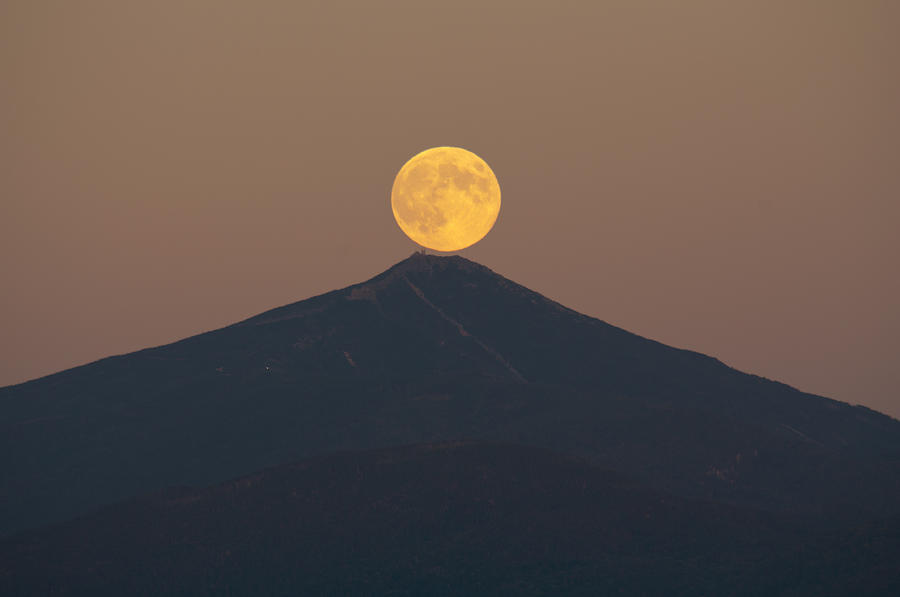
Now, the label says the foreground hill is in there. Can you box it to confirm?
[2,253,899,535]
[2,442,898,596]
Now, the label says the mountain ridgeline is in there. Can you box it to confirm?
[2,252,899,538]
[4,442,899,596]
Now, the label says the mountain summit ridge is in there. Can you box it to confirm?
[2,253,899,536]
[236,252,578,330]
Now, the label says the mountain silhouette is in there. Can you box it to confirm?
[2,252,899,540]
[3,442,898,596]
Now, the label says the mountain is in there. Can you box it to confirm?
[3,442,898,596]
[2,253,899,537]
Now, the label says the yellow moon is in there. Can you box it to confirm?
[391,146,501,252]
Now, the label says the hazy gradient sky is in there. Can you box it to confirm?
[2,1,898,417]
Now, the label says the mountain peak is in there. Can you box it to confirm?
[377,251,493,279]
[238,252,507,328]
[3,251,900,537]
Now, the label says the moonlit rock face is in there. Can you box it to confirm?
[391,147,501,252]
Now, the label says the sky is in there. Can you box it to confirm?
[1,1,898,417]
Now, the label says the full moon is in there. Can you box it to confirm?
[391,147,501,252]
